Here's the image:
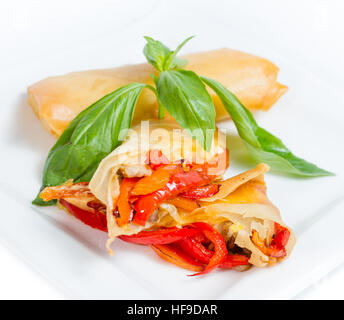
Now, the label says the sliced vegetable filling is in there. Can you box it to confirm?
[251,223,290,259]
[39,150,291,275]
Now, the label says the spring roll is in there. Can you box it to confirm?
[28,49,287,137]
[39,120,295,269]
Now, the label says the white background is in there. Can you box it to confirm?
[1,0,344,299]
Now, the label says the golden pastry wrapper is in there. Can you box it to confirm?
[28,48,287,137]
[88,120,295,266]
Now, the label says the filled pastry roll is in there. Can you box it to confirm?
[39,120,295,274]
[28,48,287,137]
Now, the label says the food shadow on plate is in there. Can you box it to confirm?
[9,94,55,151]
[8,94,55,174]
[222,130,256,169]
[32,200,159,261]
[32,204,111,259]
[222,127,320,180]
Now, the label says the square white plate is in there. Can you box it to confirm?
[1,1,344,299]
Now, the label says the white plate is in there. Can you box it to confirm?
[1,1,344,299]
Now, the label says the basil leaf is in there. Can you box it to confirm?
[163,36,194,70]
[201,76,333,177]
[157,70,215,151]
[33,83,146,205]
[143,36,171,72]
[143,36,192,71]
[167,56,188,70]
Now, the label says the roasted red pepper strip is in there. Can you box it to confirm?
[178,236,249,269]
[119,227,202,245]
[177,237,213,264]
[151,244,203,272]
[145,149,170,170]
[59,199,107,232]
[59,201,250,273]
[181,184,219,199]
[132,150,229,226]
[190,222,228,276]
[219,255,249,269]
[251,230,285,258]
[131,167,171,196]
[273,223,290,248]
[116,178,139,227]
[132,169,210,226]
[165,196,200,212]
[251,222,290,258]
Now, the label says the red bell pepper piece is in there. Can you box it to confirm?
[145,149,170,170]
[251,223,290,259]
[177,237,213,264]
[189,222,228,276]
[178,234,249,269]
[273,223,290,248]
[267,246,286,258]
[181,184,219,199]
[59,199,108,232]
[131,150,228,226]
[131,167,171,196]
[131,186,175,226]
[116,178,139,227]
[132,169,210,226]
[119,227,202,245]
[165,196,200,212]
[251,230,285,258]
[219,255,249,269]
[151,244,203,272]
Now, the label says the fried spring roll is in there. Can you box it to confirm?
[40,120,295,268]
[28,49,287,137]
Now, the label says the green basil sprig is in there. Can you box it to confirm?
[33,83,146,205]
[201,77,333,177]
[143,36,193,71]
[144,36,216,151]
